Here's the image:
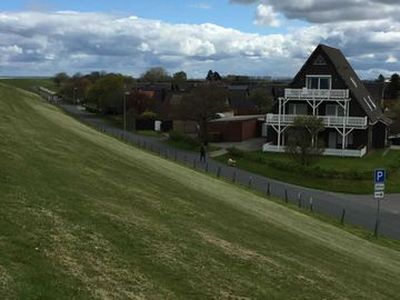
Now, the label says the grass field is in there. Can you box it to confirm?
[0,77,57,93]
[216,150,400,194]
[2,83,400,299]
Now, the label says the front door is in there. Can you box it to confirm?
[329,132,336,148]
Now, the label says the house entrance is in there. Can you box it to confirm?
[329,132,337,148]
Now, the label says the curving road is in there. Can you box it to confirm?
[59,103,400,240]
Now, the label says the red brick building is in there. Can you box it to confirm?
[208,115,263,142]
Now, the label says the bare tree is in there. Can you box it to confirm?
[285,116,325,166]
[175,83,228,145]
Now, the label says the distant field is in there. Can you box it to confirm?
[216,149,400,194]
[0,77,56,92]
[1,82,400,299]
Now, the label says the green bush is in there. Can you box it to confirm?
[169,131,200,147]
[226,147,245,158]
[140,110,157,120]
[267,159,372,180]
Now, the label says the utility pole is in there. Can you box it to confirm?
[374,197,381,237]
[124,91,130,132]
[381,79,390,109]
[73,87,77,105]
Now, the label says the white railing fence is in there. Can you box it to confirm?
[262,143,367,158]
[265,114,368,128]
[285,89,349,100]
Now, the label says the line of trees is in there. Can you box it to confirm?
[52,67,274,145]
[53,67,188,113]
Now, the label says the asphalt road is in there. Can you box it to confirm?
[59,103,400,240]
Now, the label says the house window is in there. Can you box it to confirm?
[307,77,319,89]
[314,55,326,65]
[306,75,332,90]
[326,104,344,116]
[289,103,308,115]
[319,78,330,89]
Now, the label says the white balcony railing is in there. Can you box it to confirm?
[265,114,368,129]
[284,89,349,100]
[262,143,367,158]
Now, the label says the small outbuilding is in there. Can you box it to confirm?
[208,115,263,142]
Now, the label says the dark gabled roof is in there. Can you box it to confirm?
[294,44,391,125]
[229,98,256,109]
[363,81,384,104]
[380,115,394,126]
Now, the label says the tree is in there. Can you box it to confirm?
[59,75,91,103]
[85,74,125,114]
[376,74,385,83]
[140,67,170,83]
[387,73,400,100]
[126,90,155,117]
[175,83,228,145]
[172,71,187,90]
[206,70,214,81]
[86,71,105,83]
[206,70,222,81]
[248,88,274,114]
[53,72,69,88]
[173,71,187,83]
[172,71,187,88]
[285,116,325,166]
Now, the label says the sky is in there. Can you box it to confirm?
[0,0,399,79]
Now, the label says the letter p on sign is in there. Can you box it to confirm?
[374,169,386,184]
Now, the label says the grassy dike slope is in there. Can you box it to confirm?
[1,83,400,299]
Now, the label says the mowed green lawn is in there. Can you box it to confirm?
[216,150,400,194]
[1,83,400,299]
[0,77,56,93]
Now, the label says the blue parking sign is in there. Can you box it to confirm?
[374,169,386,184]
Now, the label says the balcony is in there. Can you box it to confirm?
[284,89,349,101]
[265,114,368,129]
[262,143,367,158]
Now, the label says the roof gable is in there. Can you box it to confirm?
[292,44,386,124]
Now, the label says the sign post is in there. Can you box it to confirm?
[374,169,385,237]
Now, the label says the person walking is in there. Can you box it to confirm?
[200,144,206,163]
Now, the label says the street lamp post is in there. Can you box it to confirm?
[124,91,130,132]
[381,79,391,109]
[73,87,78,105]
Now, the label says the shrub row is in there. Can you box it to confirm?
[169,131,200,147]
[267,159,400,180]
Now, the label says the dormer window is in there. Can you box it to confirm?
[314,55,326,65]
[306,75,332,90]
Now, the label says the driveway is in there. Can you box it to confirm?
[59,103,400,240]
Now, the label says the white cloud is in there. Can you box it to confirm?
[254,4,280,27]
[386,55,398,63]
[0,10,398,78]
[231,0,400,23]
